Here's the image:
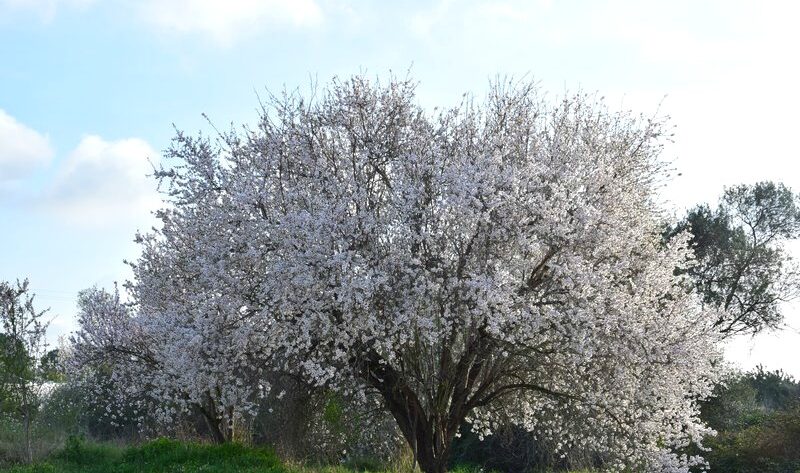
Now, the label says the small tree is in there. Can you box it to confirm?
[71,280,272,442]
[670,181,800,335]
[0,279,49,463]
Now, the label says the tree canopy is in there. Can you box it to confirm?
[669,181,800,335]
[72,76,724,473]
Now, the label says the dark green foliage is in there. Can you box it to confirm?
[705,407,800,473]
[38,351,63,384]
[748,367,800,411]
[700,374,761,431]
[668,181,800,335]
[700,367,800,473]
[33,385,83,439]
[0,334,29,412]
[323,396,344,426]
[701,366,800,431]
[339,456,384,472]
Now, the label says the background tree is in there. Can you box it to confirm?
[669,181,800,335]
[73,76,723,473]
[39,349,64,383]
[0,279,49,464]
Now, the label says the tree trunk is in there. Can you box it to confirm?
[361,351,468,473]
[22,385,32,464]
[24,406,32,463]
[199,397,232,444]
[410,424,455,473]
[386,399,460,473]
[202,412,228,444]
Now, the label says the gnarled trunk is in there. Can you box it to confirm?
[407,419,457,473]
[201,411,230,444]
[361,350,477,473]
[199,395,234,444]
[380,388,460,473]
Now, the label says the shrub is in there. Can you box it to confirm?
[708,408,800,472]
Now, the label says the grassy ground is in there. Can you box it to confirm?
[0,438,499,473]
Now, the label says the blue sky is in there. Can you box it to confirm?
[1,0,799,375]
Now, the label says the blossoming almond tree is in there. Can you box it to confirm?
[72,226,273,443]
[70,122,281,442]
[74,76,723,472]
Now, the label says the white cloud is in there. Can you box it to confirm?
[0,0,94,22]
[0,109,53,184]
[1,0,323,41]
[409,0,455,38]
[410,0,558,43]
[138,0,324,45]
[43,135,161,227]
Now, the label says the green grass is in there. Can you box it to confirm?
[2,438,286,473]
[0,437,600,473]
[0,417,66,466]
[0,438,504,473]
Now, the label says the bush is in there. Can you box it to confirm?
[705,406,800,473]
[698,367,800,473]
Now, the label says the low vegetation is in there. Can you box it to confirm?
[3,438,283,473]
[0,438,500,473]
[700,367,800,473]
[3,367,799,472]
